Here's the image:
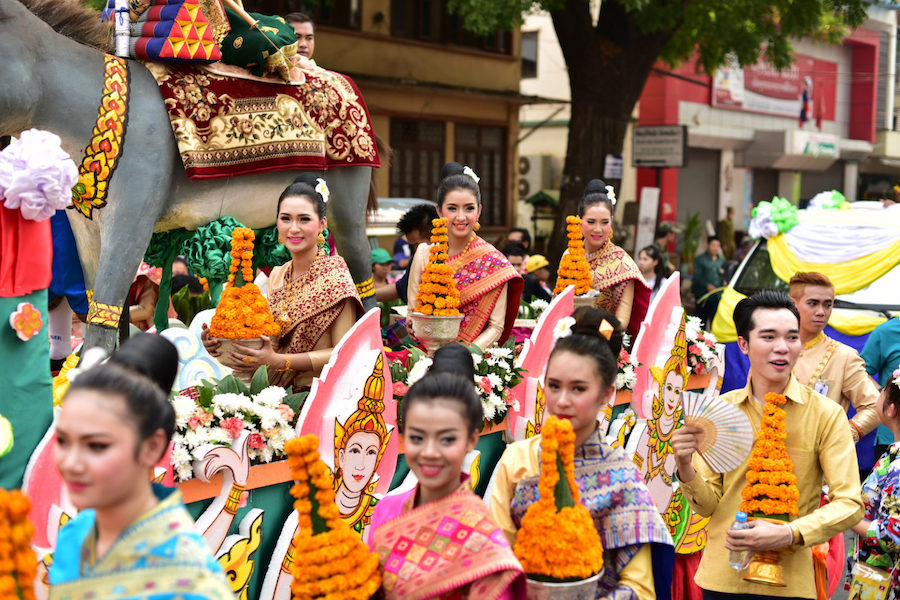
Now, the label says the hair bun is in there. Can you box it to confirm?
[571,307,624,355]
[109,333,179,395]
[431,343,475,381]
[440,162,465,180]
[292,173,319,187]
[583,179,608,198]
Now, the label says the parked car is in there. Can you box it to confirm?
[366,197,436,250]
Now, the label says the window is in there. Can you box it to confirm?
[243,0,361,30]
[388,119,446,201]
[454,124,507,228]
[521,31,537,78]
[391,0,511,55]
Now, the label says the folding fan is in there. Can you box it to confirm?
[681,390,753,473]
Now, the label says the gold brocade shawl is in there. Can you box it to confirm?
[587,243,649,314]
[453,237,523,343]
[268,252,362,354]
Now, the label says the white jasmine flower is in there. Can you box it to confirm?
[315,178,330,203]
[462,166,480,183]
[530,299,549,311]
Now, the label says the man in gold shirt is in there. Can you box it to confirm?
[673,290,863,599]
[789,271,879,443]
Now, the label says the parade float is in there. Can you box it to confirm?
[0,4,755,599]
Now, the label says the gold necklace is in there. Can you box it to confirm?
[448,234,476,270]
[277,250,322,332]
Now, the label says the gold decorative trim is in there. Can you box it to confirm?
[86,300,122,329]
[355,277,375,298]
[224,483,246,515]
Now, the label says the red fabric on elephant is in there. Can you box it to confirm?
[147,62,380,179]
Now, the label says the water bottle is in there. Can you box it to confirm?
[729,511,751,570]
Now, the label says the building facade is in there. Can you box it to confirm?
[247,0,528,234]
[636,5,898,238]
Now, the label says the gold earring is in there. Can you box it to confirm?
[474,222,481,232]
[317,232,325,246]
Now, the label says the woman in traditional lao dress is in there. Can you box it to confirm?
[205,175,362,390]
[50,334,235,599]
[574,179,650,338]
[368,347,526,599]
[407,163,523,349]
[490,308,674,599]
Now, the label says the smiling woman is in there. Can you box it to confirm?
[202,174,363,390]
[407,162,523,349]
[368,363,526,599]
[49,334,235,599]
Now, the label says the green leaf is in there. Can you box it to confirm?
[309,472,329,535]
[199,386,214,409]
[234,375,251,396]
[201,378,216,390]
[250,366,270,395]
[283,391,309,414]
[218,375,240,395]
[553,452,576,510]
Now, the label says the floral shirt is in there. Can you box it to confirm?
[858,441,900,593]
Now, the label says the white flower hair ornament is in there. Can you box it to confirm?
[462,166,480,184]
[605,185,617,207]
[892,366,900,390]
[552,316,576,342]
[315,178,330,204]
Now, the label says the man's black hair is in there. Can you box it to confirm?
[733,289,800,341]
[171,274,203,296]
[501,242,527,258]
[397,204,439,235]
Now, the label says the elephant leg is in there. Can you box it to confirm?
[326,166,377,312]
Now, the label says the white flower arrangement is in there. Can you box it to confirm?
[518,297,550,320]
[684,315,719,375]
[389,341,522,427]
[0,129,78,221]
[616,347,639,391]
[169,370,303,481]
[605,185,617,207]
[315,178,330,203]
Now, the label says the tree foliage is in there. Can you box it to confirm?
[446,0,869,259]
[448,0,868,74]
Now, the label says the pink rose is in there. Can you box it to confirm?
[694,363,707,375]
[221,417,244,439]
[705,337,716,348]
[188,416,200,430]
[277,403,294,422]
[248,433,266,450]
[688,344,702,356]
[479,376,492,395]
[393,382,408,397]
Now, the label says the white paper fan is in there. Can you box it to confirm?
[682,390,753,473]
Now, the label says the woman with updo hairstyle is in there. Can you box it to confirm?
[568,179,651,338]
[490,308,674,599]
[203,173,362,390]
[407,162,523,349]
[50,334,235,598]
[368,352,526,599]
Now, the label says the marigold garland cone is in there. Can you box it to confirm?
[513,416,603,582]
[285,435,382,600]
[0,489,37,600]
[413,217,462,316]
[209,227,280,339]
[740,393,799,518]
[554,216,593,296]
